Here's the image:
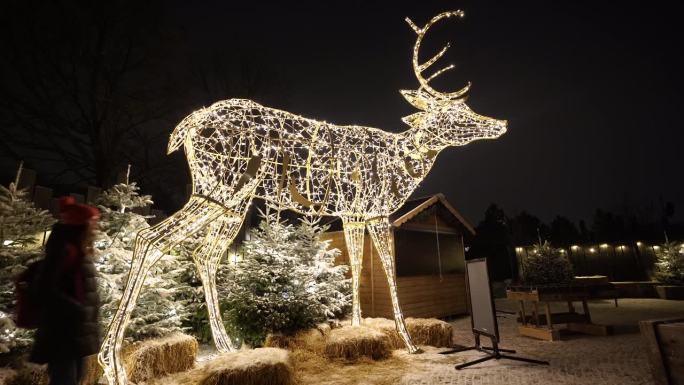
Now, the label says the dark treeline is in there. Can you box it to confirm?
[0,0,287,211]
[468,201,682,280]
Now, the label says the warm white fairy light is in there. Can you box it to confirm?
[99,10,506,385]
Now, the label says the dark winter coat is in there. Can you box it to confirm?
[30,224,101,363]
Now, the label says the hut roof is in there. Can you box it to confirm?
[322,193,475,235]
[391,193,475,235]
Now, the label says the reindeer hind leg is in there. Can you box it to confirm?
[191,200,249,352]
[366,217,420,353]
[342,219,366,326]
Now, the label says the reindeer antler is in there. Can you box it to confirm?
[406,10,471,99]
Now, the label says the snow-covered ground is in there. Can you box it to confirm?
[397,298,683,385]
[5,298,680,385]
[295,298,682,385]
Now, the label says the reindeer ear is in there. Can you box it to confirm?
[402,112,427,127]
[400,89,433,111]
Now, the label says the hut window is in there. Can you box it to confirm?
[394,229,465,276]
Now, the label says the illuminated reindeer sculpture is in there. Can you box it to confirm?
[99,11,506,385]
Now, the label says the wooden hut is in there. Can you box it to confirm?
[322,193,475,319]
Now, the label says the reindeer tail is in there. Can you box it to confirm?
[167,109,202,154]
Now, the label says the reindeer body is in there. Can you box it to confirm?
[99,12,507,385]
[173,99,432,218]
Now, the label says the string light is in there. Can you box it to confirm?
[99,10,506,385]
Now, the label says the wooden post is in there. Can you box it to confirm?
[640,318,684,385]
[519,300,527,326]
[544,302,553,330]
[17,167,37,197]
[33,186,53,211]
[581,299,591,323]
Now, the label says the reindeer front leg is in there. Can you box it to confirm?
[366,217,420,353]
[99,196,227,385]
[342,219,366,326]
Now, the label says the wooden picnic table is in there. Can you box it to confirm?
[506,278,618,341]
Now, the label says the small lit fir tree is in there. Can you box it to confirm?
[95,167,193,340]
[0,163,54,249]
[0,163,54,354]
[218,211,350,347]
[171,232,213,343]
[653,240,684,286]
[521,240,575,285]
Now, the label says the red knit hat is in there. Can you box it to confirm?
[58,196,100,225]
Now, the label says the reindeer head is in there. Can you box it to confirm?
[401,11,507,147]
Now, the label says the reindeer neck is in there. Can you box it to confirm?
[397,123,450,156]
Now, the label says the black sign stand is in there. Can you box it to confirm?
[440,258,549,369]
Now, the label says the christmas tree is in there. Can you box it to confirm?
[95,167,192,340]
[0,163,54,354]
[521,240,574,285]
[0,163,54,249]
[653,241,684,286]
[218,212,350,347]
[171,232,213,343]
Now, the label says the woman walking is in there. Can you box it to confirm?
[30,197,101,385]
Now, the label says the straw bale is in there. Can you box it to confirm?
[3,356,100,385]
[151,348,294,385]
[323,326,390,361]
[5,363,47,385]
[290,349,408,385]
[264,323,331,353]
[363,317,453,349]
[80,354,102,385]
[123,332,198,383]
[404,318,453,348]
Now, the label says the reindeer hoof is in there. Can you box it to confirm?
[408,346,424,354]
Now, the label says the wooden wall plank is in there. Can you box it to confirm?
[322,230,468,319]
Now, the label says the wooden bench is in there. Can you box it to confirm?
[507,283,618,341]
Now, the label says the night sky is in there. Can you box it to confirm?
[2,1,683,225]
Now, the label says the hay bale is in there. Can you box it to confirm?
[5,363,47,385]
[80,354,102,385]
[361,318,404,349]
[363,317,453,349]
[151,348,294,385]
[1,368,17,385]
[405,317,453,348]
[123,332,198,383]
[264,323,331,353]
[323,326,390,361]
[3,356,99,385]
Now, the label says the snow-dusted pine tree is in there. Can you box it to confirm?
[171,232,213,343]
[521,241,574,285]
[0,163,54,354]
[95,167,192,340]
[218,211,350,347]
[653,241,684,286]
[0,163,54,249]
